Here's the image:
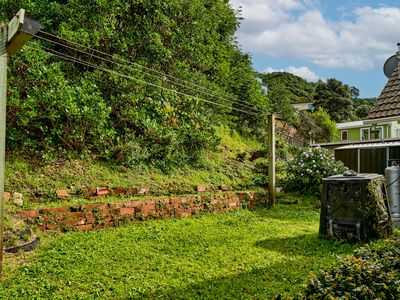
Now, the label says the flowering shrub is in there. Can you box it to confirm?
[284,146,348,196]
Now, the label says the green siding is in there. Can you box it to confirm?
[337,124,390,142]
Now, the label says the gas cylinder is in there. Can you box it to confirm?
[385,165,400,226]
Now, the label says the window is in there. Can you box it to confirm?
[370,126,384,139]
[375,127,383,139]
[361,128,370,140]
[341,130,348,141]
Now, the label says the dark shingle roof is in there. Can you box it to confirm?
[368,66,400,119]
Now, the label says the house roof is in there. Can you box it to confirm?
[336,141,400,149]
[337,120,364,129]
[368,66,400,119]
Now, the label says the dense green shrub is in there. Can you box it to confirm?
[303,235,400,299]
[284,146,348,196]
[2,0,268,167]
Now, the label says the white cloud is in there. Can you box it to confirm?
[263,66,321,82]
[230,1,400,71]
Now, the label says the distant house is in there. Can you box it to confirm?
[336,116,400,142]
[315,62,400,174]
[292,102,314,111]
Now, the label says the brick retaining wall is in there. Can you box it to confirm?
[19,192,257,232]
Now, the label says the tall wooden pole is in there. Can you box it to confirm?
[0,9,42,274]
[0,22,7,274]
[268,113,276,205]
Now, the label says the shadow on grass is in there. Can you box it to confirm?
[141,234,357,300]
[254,233,354,256]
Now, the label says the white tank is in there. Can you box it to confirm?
[385,165,400,226]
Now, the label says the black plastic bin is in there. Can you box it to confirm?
[319,173,392,242]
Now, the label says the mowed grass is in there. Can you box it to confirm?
[0,203,358,299]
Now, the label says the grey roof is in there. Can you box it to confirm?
[368,66,400,119]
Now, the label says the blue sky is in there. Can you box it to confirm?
[230,0,400,98]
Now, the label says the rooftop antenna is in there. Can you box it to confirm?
[383,43,400,78]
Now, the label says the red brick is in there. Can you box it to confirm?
[112,187,127,196]
[76,224,93,231]
[102,216,113,222]
[3,192,11,202]
[80,204,99,211]
[170,198,181,205]
[142,204,156,211]
[64,212,86,220]
[76,219,86,226]
[57,220,79,226]
[129,187,139,195]
[157,210,169,216]
[42,215,56,222]
[46,224,58,230]
[228,202,237,208]
[40,206,70,214]
[158,198,170,204]
[19,209,39,219]
[85,188,97,197]
[99,209,110,215]
[86,217,96,224]
[210,200,218,205]
[119,207,135,216]
[96,187,110,197]
[180,197,189,204]
[129,200,145,208]
[109,203,123,209]
[123,202,135,208]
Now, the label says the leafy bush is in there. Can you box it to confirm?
[284,146,348,196]
[2,0,267,168]
[303,235,400,299]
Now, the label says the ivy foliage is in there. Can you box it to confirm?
[1,0,268,168]
[304,235,400,299]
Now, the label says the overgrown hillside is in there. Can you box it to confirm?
[258,72,315,104]
[2,0,269,170]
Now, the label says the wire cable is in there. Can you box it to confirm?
[34,34,263,114]
[37,45,263,117]
[36,30,265,112]
[35,32,264,113]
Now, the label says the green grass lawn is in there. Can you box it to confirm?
[0,203,358,299]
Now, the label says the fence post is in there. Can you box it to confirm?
[268,113,276,205]
[0,21,7,274]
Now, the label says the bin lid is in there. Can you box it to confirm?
[323,173,383,182]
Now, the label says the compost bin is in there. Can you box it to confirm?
[319,173,392,243]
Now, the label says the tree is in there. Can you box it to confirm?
[258,72,315,104]
[350,86,360,99]
[267,83,297,123]
[313,79,355,122]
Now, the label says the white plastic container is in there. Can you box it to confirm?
[385,166,400,226]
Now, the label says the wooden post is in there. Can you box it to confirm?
[0,9,41,275]
[0,21,7,274]
[268,113,276,205]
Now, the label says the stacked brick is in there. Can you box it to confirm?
[19,192,257,232]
